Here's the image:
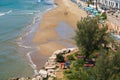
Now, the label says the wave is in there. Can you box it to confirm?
[37,0,41,3]
[18,1,56,38]
[14,10,41,15]
[27,52,38,75]
[0,13,5,16]
[18,44,32,49]
[18,12,34,15]
[43,0,54,5]
[16,41,32,49]
[0,10,12,17]
[16,1,56,75]
[6,10,12,14]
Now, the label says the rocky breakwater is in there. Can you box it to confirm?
[9,47,78,80]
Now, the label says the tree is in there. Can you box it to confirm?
[92,48,120,80]
[101,12,107,20]
[95,0,98,10]
[56,54,64,62]
[87,0,92,7]
[75,17,111,60]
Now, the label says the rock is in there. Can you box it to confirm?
[32,78,36,80]
[9,77,19,80]
[39,69,48,78]
[26,77,31,80]
[19,77,26,80]
[48,77,54,80]
[36,75,43,80]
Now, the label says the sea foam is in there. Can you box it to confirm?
[0,10,12,17]
[6,10,12,14]
[27,52,38,75]
[0,13,5,16]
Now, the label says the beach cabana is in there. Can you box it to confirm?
[39,69,48,78]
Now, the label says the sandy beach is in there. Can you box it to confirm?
[33,0,87,56]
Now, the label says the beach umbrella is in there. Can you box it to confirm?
[93,10,98,13]
[85,7,93,11]
[93,10,98,16]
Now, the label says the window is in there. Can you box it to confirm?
[116,3,118,8]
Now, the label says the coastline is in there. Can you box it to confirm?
[17,2,58,74]
[9,0,120,79]
[8,0,87,79]
[33,0,87,57]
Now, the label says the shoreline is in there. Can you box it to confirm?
[33,0,87,56]
[17,3,58,75]
[23,0,87,76]
[19,0,87,76]
[9,0,87,79]
[32,0,87,72]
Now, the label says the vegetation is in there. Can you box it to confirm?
[67,54,75,61]
[101,12,107,20]
[87,0,93,7]
[63,17,120,80]
[95,0,98,10]
[92,49,120,80]
[56,54,64,62]
[87,0,98,10]
[75,17,111,60]
[65,49,120,80]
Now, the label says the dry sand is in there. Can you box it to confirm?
[33,0,87,55]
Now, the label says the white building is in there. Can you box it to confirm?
[99,0,120,9]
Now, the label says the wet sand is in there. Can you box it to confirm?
[32,0,87,69]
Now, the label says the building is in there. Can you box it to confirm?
[99,0,120,9]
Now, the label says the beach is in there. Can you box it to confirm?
[33,0,87,57]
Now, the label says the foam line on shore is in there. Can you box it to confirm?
[18,44,32,49]
[27,51,38,75]
[16,0,57,75]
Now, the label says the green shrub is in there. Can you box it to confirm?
[56,54,64,62]
[101,12,107,19]
[89,54,94,59]
[64,70,72,74]
[67,54,75,61]
[73,59,85,69]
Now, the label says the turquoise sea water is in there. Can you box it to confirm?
[0,0,54,79]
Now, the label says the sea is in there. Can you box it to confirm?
[0,0,55,79]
